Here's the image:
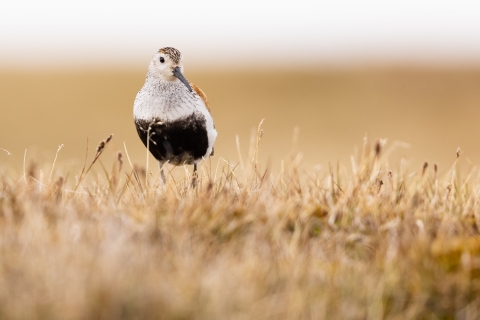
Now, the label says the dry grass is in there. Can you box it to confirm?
[1,127,480,320]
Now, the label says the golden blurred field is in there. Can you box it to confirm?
[0,132,480,319]
[1,66,480,175]
[2,66,480,318]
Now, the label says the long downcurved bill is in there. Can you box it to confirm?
[173,66,193,92]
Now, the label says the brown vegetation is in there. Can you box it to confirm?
[1,127,480,319]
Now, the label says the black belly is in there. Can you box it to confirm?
[135,113,209,165]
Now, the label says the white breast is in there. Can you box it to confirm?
[134,79,217,159]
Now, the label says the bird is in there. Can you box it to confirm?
[133,47,217,183]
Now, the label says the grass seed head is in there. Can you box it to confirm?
[96,141,105,153]
[117,151,123,172]
[445,184,453,198]
[96,134,113,154]
[422,161,428,176]
[375,141,381,157]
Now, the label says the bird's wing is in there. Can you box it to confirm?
[190,82,212,114]
[190,82,215,156]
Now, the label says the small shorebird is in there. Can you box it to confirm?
[133,47,217,183]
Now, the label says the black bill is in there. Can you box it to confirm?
[172,66,193,92]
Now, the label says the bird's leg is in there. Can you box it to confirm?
[161,168,166,185]
[158,161,166,185]
[192,163,198,187]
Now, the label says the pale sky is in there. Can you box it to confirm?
[1,0,480,68]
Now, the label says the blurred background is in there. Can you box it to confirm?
[1,0,480,176]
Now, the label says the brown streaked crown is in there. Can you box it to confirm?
[158,47,182,64]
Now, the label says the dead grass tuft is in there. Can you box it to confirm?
[0,131,480,319]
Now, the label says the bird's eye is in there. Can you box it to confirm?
[159,57,165,63]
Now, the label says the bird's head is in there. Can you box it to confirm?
[149,47,192,92]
